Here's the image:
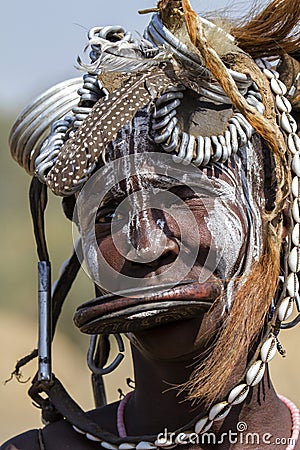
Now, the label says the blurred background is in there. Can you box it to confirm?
[1,0,299,444]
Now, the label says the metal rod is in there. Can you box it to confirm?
[38,261,52,381]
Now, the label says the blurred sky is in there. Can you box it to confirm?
[0,0,269,114]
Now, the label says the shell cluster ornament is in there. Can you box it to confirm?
[262,66,300,330]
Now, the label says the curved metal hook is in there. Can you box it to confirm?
[87,334,125,375]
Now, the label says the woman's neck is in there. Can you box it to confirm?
[122,345,292,449]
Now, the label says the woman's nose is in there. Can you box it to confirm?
[125,211,179,266]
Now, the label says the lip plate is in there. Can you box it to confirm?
[74,281,221,334]
[78,299,212,334]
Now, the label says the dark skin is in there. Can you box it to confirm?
[2,154,299,450]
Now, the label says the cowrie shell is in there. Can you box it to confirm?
[86,433,101,442]
[246,360,265,386]
[119,444,136,450]
[281,112,297,134]
[208,402,231,421]
[136,442,157,450]
[72,425,85,434]
[287,272,299,297]
[292,198,300,223]
[292,176,299,198]
[263,68,277,79]
[292,224,300,246]
[260,336,277,363]
[289,246,300,272]
[101,442,118,450]
[271,77,287,95]
[276,94,292,113]
[228,384,249,405]
[278,297,294,322]
[292,152,300,177]
[292,134,300,152]
[195,416,209,434]
[288,134,298,154]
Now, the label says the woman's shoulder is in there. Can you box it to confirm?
[1,402,119,450]
[1,429,42,450]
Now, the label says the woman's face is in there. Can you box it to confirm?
[74,115,266,360]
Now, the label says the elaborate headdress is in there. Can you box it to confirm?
[8,0,300,446]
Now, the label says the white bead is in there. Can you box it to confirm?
[260,336,277,363]
[119,444,136,450]
[287,272,299,297]
[276,94,292,113]
[246,360,266,386]
[136,442,157,450]
[292,176,300,198]
[289,246,300,272]
[278,297,294,322]
[228,384,249,405]
[208,401,231,421]
[101,442,118,450]
[292,152,300,177]
[271,77,287,95]
[292,223,300,246]
[194,416,209,434]
[292,198,300,223]
[86,433,101,442]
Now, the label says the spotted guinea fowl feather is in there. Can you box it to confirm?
[47,67,180,195]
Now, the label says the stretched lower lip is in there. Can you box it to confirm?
[74,280,222,334]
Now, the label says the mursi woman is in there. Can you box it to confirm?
[2,0,300,449]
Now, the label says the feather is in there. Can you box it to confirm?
[78,35,171,74]
[47,67,180,195]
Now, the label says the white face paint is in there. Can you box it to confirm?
[74,110,266,300]
[205,197,245,280]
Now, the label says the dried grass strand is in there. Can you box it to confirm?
[232,0,300,58]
